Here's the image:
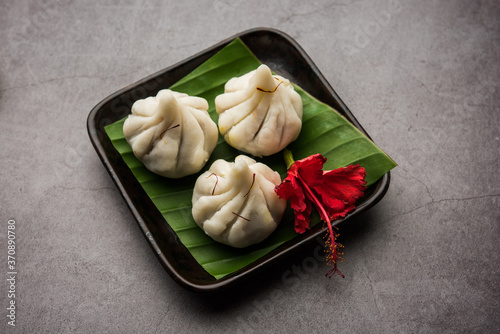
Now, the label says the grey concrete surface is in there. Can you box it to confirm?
[1,0,499,333]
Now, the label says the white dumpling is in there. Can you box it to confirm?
[192,155,286,248]
[123,89,218,178]
[215,64,303,157]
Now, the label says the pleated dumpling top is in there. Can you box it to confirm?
[123,89,218,178]
[191,155,286,248]
[215,64,303,157]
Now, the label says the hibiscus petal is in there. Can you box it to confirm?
[292,199,312,233]
[293,154,326,185]
[275,176,313,234]
[314,164,367,219]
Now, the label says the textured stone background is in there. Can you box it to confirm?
[1,0,499,333]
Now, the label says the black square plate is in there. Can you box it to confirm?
[87,27,391,293]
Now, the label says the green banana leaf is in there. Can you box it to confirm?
[105,38,396,279]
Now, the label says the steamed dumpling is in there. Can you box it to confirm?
[215,64,303,157]
[192,155,286,248]
[123,89,218,178]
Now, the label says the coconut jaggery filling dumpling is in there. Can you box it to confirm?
[215,64,303,157]
[192,155,286,248]
[123,89,218,178]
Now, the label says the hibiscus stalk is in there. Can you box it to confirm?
[275,149,367,278]
[283,148,295,169]
[296,172,345,278]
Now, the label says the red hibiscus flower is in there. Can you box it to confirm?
[275,150,367,278]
